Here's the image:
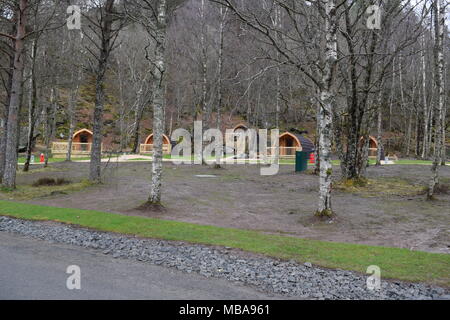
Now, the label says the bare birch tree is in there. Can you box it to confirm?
[428,0,445,199]
[315,0,338,217]
[148,0,168,204]
[126,0,186,205]
[214,0,339,217]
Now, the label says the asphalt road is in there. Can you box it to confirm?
[0,232,281,300]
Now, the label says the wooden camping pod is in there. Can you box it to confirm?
[140,133,172,154]
[359,135,379,158]
[51,128,97,157]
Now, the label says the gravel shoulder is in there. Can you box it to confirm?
[0,231,281,300]
[1,217,448,300]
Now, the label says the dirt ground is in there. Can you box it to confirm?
[10,161,450,254]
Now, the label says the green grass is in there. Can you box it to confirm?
[17,157,95,164]
[126,158,152,161]
[393,159,434,165]
[17,156,119,164]
[18,157,66,164]
[0,200,448,286]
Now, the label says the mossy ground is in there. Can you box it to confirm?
[334,177,426,197]
[0,180,94,201]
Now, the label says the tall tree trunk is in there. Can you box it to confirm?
[267,1,282,128]
[343,13,377,179]
[406,73,416,157]
[44,88,56,168]
[421,34,429,159]
[342,6,361,180]
[414,105,420,157]
[200,0,208,165]
[23,38,38,172]
[66,67,82,161]
[360,133,370,177]
[0,101,8,183]
[398,58,408,155]
[89,0,115,183]
[216,5,227,131]
[131,104,145,154]
[375,81,385,166]
[89,72,106,181]
[116,57,126,152]
[148,0,167,204]
[0,50,14,183]
[316,0,337,218]
[428,82,434,153]
[440,104,446,165]
[388,58,395,151]
[215,11,224,171]
[314,96,321,175]
[2,0,27,189]
[428,0,444,199]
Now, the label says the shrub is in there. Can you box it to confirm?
[32,177,71,187]
[55,178,71,186]
[424,183,450,195]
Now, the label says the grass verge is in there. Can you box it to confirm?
[0,200,448,286]
[17,157,66,164]
[17,157,94,164]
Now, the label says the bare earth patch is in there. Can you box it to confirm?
[135,202,167,213]
[13,161,450,254]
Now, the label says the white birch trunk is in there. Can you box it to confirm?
[428,0,444,199]
[316,0,337,217]
[148,0,168,204]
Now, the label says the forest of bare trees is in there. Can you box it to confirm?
[0,0,448,217]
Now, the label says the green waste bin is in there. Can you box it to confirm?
[295,151,309,172]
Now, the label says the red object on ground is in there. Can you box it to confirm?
[40,154,45,163]
[309,152,315,164]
